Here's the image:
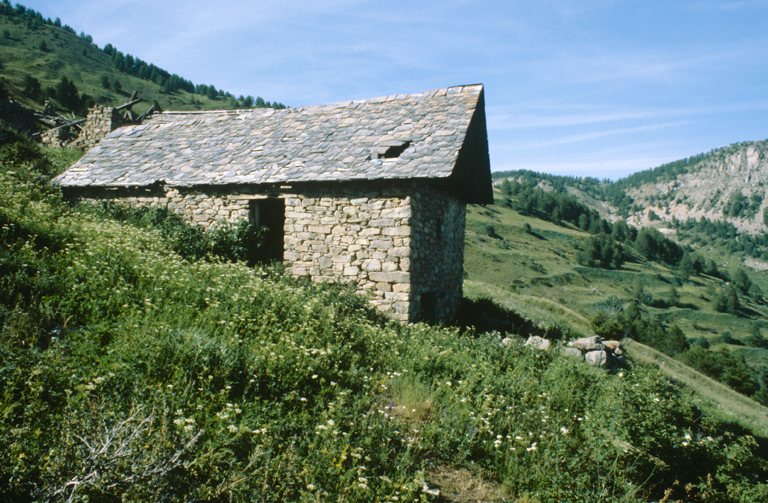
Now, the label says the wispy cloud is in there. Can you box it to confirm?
[504,122,691,151]
[487,102,768,131]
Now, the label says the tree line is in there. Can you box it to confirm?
[2,1,286,111]
[673,216,768,261]
[499,177,688,271]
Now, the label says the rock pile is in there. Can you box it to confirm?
[565,336,625,371]
[524,335,626,372]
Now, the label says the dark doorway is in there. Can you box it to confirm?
[419,291,437,324]
[250,198,285,263]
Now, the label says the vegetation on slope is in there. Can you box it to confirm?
[2,127,768,501]
[0,1,285,117]
[492,139,768,239]
[465,184,768,410]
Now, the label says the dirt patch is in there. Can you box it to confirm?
[427,466,510,502]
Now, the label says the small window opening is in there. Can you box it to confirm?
[249,198,285,264]
[379,141,411,159]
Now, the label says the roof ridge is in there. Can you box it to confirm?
[155,84,483,117]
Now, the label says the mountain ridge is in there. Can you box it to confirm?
[623,140,768,233]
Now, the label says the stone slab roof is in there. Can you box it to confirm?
[55,84,491,201]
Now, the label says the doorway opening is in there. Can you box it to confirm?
[250,198,285,264]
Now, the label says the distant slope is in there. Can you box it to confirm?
[493,140,768,268]
[0,2,284,118]
[464,185,768,409]
[493,140,768,233]
[621,140,768,233]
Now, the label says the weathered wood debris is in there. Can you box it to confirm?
[0,93,159,150]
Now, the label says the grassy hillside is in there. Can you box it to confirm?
[3,125,768,502]
[464,187,768,413]
[0,2,283,118]
[623,340,768,438]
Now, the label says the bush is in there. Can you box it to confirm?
[85,201,267,264]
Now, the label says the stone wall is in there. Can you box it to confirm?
[83,181,466,322]
[103,187,252,229]
[282,186,413,320]
[40,126,77,148]
[409,184,466,323]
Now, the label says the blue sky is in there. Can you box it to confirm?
[21,0,768,180]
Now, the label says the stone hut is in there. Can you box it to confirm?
[54,84,493,322]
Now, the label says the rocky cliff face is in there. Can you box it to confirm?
[623,140,768,234]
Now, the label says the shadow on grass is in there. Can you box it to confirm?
[450,296,579,342]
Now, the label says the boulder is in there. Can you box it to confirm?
[568,336,605,352]
[585,350,608,366]
[561,347,584,360]
[602,340,623,355]
[525,336,551,351]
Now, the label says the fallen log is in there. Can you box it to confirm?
[31,118,86,137]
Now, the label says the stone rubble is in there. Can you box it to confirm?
[524,335,626,372]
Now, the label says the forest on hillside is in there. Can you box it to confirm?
[0,0,286,114]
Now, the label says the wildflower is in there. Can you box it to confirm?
[227,425,238,433]
[307,484,316,491]
[526,442,538,452]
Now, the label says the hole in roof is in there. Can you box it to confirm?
[379,141,411,159]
